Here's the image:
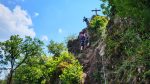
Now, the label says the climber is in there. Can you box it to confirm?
[83,16,89,27]
[79,31,85,51]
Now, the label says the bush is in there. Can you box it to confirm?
[89,16,108,40]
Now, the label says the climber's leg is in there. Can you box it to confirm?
[87,42,89,47]
[80,41,84,51]
[85,40,89,48]
[80,46,83,51]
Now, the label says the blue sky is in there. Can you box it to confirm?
[0,0,102,44]
[0,0,103,79]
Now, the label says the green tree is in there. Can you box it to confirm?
[0,35,44,84]
[13,52,83,84]
[14,55,46,84]
[47,40,66,57]
[0,35,23,84]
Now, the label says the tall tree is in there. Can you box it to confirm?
[0,35,22,84]
[0,35,44,84]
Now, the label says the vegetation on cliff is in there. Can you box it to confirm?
[89,16,108,41]
[101,0,150,83]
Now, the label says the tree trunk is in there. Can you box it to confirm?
[7,69,13,84]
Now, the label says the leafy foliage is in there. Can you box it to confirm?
[59,53,83,84]
[47,40,66,57]
[45,52,83,84]
[14,55,46,84]
[0,35,44,84]
[13,52,83,84]
[0,35,23,84]
[101,0,150,83]
[9,38,83,84]
[100,0,111,17]
[89,16,108,41]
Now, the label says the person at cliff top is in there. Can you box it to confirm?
[79,31,85,51]
[83,16,89,27]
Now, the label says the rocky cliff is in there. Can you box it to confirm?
[68,33,106,84]
[68,0,150,83]
[68,14,150,84]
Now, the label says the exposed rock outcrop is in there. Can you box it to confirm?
[68,29,107,84]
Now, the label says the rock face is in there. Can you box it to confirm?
[67,39,80,56]
[68,30,106,84]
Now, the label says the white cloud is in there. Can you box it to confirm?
[58,28,62,34]
[41,35,48,41]
[34,12,39,17]
[0,4,36,41]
